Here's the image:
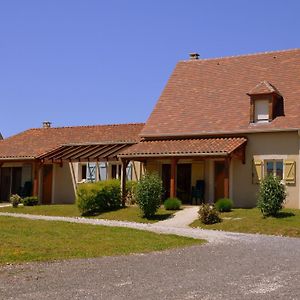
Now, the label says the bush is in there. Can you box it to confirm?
[198,204,221,224]
[215,198,233,212]
[76,180,121,216]
[136,173,163,218]
[76,183,101,215]
[126,181,137,205]
[163,197,182,210]
[22,196,39,206]
[257,175,286,217]
[10,194,22,208]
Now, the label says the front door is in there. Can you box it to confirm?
[177,164,192,204]
[0,168,11,201]
[42,165,53,204]
[162,164,171,200]
[214,161,225,201]
[11,167,22,195]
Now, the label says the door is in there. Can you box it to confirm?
[42,165,53,204]
[214,161,225,201]
[162,164,171,200]
[177,164,192,204]
[11,167,22,195]
[0,168,11,201]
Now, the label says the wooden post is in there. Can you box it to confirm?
[121,159,129,207]
[170,158,177,198]
[32,162,40,198]
[224,157,230,198]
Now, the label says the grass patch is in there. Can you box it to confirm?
[0,216,204,264]
[0,204,175,223]
[190,208,300,238]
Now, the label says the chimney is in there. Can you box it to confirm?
[189,53,199,60]
[42,121,52,128]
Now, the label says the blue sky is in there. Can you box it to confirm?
[0,0,299,137]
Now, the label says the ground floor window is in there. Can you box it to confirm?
[253,159,296,184]
[265,160,283,180]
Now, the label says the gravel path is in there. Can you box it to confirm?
[0,211,259,244]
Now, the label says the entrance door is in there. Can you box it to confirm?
[162,164,171,200]
[214,161,225,201]
[177,164,192,204]
[42,165,53,204]
[0,168,11,201]
[11,167,22,195]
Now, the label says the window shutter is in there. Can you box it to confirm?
[253,160,262,184]
[284,160,296,184]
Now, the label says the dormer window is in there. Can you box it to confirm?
[247,81,283,124]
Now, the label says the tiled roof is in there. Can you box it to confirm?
[141,48,300,138]
[247,80,281,96]
[0,123,144,159]
[119,137,247,157]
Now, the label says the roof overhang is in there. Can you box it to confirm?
[119,137,247,162]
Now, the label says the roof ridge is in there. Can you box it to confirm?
[181,48,300,63]
[27,122,145,131]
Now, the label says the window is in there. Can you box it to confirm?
[111,164,121,179]
[81,165,87,180]
[253,159,296,184]
[265,160,283,180]
[255,100,269,122]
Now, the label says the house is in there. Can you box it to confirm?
[0,122,144,203]
[1,48,300,209]
[119,49,300,209]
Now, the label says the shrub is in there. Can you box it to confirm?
[257,175,286,217]
[76,183,101,215]
[163,197,182,210]
[198,204,221,225]
[76,180,121,216]
[126,181,137,205]
[136,173,163,218]
[10,194,22,208]
[22,196,39,206]
[215,198,233,212]
[97,180,122,210]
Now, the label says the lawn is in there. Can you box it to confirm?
[0,204,176,223]
[190,208,300,238]
[0,216,203,264]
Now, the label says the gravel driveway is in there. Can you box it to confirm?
[1,232,300,300]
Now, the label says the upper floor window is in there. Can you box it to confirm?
[255,99,269,122]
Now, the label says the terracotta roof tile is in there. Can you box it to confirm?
[141,48,300,137]
[0,123,144,159]
[119,137,247,157]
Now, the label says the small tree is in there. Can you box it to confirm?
[257,175,286,217]
[136,173,163,218]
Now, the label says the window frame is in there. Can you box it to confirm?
[254,99,269,123]
[264,159,284,180]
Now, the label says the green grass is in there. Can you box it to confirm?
[0,204,176,223]
[0,216,203,264]
[191,208,300,238]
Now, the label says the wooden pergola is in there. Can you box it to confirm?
[36,142,134,206]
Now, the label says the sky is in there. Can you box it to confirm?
[0,0,299,138]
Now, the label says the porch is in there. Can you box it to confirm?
[119,137,247,204]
